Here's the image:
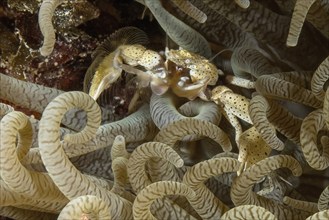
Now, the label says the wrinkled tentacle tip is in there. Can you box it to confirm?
[176,158,185,168]
[235,0,251,9]
[39,46,52,57]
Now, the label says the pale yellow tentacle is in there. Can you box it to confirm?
[221,205,277,220]
[283,196,319,213]
[133,181,196,220]
[110,135,130,160]
[154,117,232,152]
[231,155,311,219]
[306,210,329,220]
[0,111,67,203]
[318,185,329,211]
[287,0,317,47]
[38,91,132,219]
[170,0,207,23]
[183,157,239,218]
[58,195,111,220]
[300,109,329,170]
[311,56,329,101]
[111,157,135,202]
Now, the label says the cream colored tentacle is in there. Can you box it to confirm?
[0,111,67,202]
[234,0,250,9]
[22,104,156,166]
[133,181,196,220]
[0,73,112,131]
[283,196,318,213]
[0,102,14,118]
[0,73,63,113]
[92,104,157,151]
[183,157,240,218]
[179,98,221,124]
[231,155,311,219]
[267,99,303,146]
[0,206,58,220]
[255,74,323,108]
[150,91,221,129]
[154,118,232,152]
[230,47,281,79]
[300,109,329,170]
[0,110,33,161]
[127,142,198,219]
[311,56,329,101]
[143,0,212,58]
[38,0,65,56]
[170,0,207,23]
[111,157,135,202]
[249,94,284,150]
[221,205,277,220]
[318,185,329,211]
[111,135,130,160]
[58,195,111,220]
[0,179,66,213]
[286,0,317,47]
[271,71,313,88]
[127,142,184,193]
[274,0,329,40]
[306,210,329,220]
[38,91,132,219]
[324,88,329,129]
[203,0,328,70]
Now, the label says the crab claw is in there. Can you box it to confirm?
[89,51,123,100]
[89,70,120,100]
[173,77,210,100]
